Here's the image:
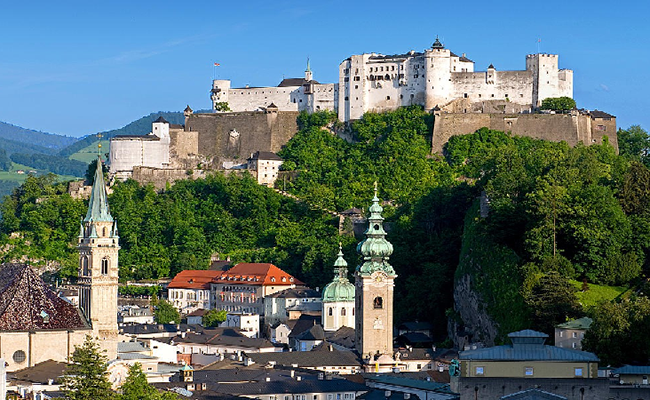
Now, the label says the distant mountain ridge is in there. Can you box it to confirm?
[58,111,185,157]
[0,121,77,152]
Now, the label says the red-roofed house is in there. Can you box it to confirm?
[168,270,222,314]
[211,263,302,316]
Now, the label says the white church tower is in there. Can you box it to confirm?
[78,157,119,360]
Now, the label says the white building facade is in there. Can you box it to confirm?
[338,38,572,121]
[224,313,260,338]
[210,40,573,123]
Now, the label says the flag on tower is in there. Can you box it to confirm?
[214,62,220,66]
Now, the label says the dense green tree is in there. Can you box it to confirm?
[214,102,231,112]
[523,271,582,335]
[583,296,650,366]
[203,309,227,327]
[617,125,650,167]
[61,335,115,400]
[0,147,12,171]
[154,300,180,324]
[540,96,576,112]
[120,363,178,400]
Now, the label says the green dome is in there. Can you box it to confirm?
[323,245,355,303]
[356,184,396,277]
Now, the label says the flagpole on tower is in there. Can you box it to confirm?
[537,38,541,54]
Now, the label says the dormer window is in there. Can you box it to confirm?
[271,277,276,283]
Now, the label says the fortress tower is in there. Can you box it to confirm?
[355,185,397,360]
[78,157,119,360]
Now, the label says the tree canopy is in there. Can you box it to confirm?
[62,335,115,400]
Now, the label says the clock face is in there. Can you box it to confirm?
[372,271,387,282]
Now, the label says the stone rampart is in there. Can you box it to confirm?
[432,112,618,154]
[185,111,299,167]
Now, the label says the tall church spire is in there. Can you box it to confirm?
[356,183,394,276]
[305,58,313,82]
[78,156,119,361]
[84,157,113,223]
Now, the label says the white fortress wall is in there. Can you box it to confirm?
[110,138,145,173]
[226,86,300,112]
[451,70,534,105]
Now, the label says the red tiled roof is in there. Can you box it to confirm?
[212,263,303,286]
[168,270,222,290]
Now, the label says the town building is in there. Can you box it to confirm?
[210,263,302,315]
[452,329,608,400]
[223,312,260,338]
[555,317,592,350]
[247,151,283,187]
[247,346,363,374]
[322,245,355,332]
[168,270,222,314]
[355,186,397,363]
[210,61,338,114]
[264,287,321,325]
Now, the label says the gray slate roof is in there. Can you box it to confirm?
[459,343,599,362]
[247,348,362,367]
[612,365,650,375]
[363,374,455,394]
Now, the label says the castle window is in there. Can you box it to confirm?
[344,97,349,101]
[463,93,468,98]
[386,96,390,100]
[373,296,383,309]
[478,94,481,98]
[355,85,358,89]
[101,258,109,275]
[491,94,495,97]
[505,94,509,98]
[354,76,360,81]
[328,307,333,316]
[341,308,346,316]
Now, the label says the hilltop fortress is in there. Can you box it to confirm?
[212,38,572,121]
[109,38,616,187]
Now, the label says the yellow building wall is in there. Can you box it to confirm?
[460,360,597,379]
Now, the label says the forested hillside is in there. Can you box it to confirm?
[0,108,649,366]
[0,121,77,151]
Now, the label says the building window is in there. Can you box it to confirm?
[475,366,484,375]
[386,96,390,100]
[101,258,109,275]
[572,342,577,349]
[575,367,583,377]
[341,308,347,316]
[13,350,26,364]
[525,367,534,376]
[373,297,383,309]
[559,331,563,337]
[328,307,333,316]
[572,332,578,338]
[81,256,89,276]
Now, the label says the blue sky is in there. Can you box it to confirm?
[0,0,648,137]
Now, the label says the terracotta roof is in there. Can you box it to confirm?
[0,263,88,331]
[168,270,222,290]
[213,263,302,286]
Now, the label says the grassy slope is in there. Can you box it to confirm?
[69,140,111,163]
[570,280,629,308]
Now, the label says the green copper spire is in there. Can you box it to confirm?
[356,183,395,276]
[306,57,311,73]
[84,157,113,223]
[323,243,355,302]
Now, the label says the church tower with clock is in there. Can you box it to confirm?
[355,184,396,360]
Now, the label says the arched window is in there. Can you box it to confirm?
[328,307,333,316]
[352,307,355,316]
[341,308,347,316]
[101,258,109,275]
[81,256,89,276]
[103,227,107,237]
[373,296,383,309]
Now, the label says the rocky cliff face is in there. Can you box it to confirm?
[449,273,500,348]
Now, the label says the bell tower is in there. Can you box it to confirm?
[355,183,397,360]
[78,157,119,360]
